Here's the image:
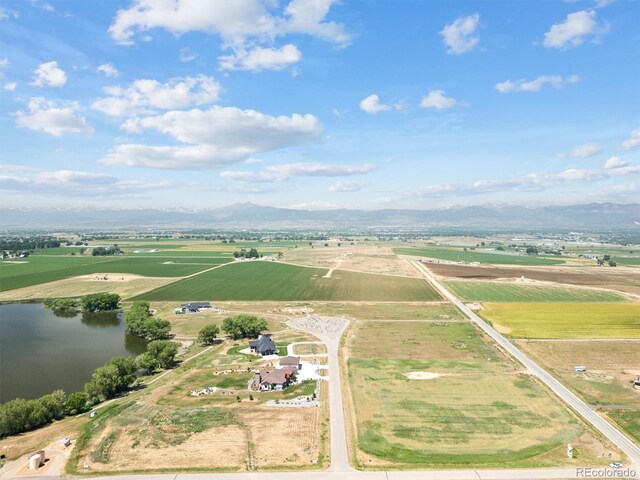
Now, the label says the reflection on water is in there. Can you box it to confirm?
[0,303,147,403]
[81,311,121,328]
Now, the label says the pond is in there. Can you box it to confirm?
[0,303,146,403]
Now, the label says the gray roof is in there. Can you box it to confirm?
[254,334,277,355]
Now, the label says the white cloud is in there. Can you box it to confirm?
[420,90,457,110]
[219,44,302,72]
[92,75,221,117]
[0,58,8,68]
[543,10,606,49]
[604,156,628,169]
[0,169,171,196]
[413,163,639,198]
[289,200,340,210]
[15,97,94,136]
[496,75,579,93]
[179,48,196,62]
[108,0,350,69]
[3,82,17,91]
[359,94,390,114]
[30,61,67,87]
[621,129,640,150]
[328,180,367,192]
[440,13,480,55]
[221,162,374,183]
[101,106,322,169]
[97,63,119,78]
[562,142,601,158]
[496,75,580,93]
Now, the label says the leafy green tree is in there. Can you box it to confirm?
[84,357,136,404]
[65,392,88,415]
[146,340,179,369]
[44,298,79,315]
[39,390,66,420]
[197,324,220,345]
[82,293,120,312]
[136,352,158,374]
[222,314,268,340]
[125,301,170,340]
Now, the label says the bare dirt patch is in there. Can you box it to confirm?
[427,263,640,289]
[283,245,421,277]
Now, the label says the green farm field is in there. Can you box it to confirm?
[394,246,565,266]
[446,281,627,302]
[0,256,230,292]
[480,303,640,339]
[608,411,640,443]
[346,320,608,468]
[135,261,441,302]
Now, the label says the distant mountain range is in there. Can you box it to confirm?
[2,203,639,231]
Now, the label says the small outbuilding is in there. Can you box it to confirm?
[279,356,301,370]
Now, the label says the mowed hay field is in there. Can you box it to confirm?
[0,274,176,301]
[136,261,441,302]
[480,303,640,339]
[0,255,230,293]
[446,281,627,302]
[345,321,609,468]
[394,246,565,266]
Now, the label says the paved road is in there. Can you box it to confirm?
[287,316,353,472]
[412,260,640,466]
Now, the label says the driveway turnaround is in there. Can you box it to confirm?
[412,260,640,466]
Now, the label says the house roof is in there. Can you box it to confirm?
[181,302,211,309]
[279,356,300,366]
[260,369,290,385]
[254,334,277,354]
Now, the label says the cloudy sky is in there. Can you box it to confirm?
[0,0,638,210]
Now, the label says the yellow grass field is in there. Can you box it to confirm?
[480,303,640,339]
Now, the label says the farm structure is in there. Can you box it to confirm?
[174,301,214,314]
[249,334,278,356]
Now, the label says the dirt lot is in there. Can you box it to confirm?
[515,339,640,407]
[282,245,420,277]
[426,263,640,290]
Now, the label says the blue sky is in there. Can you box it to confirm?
[0,0,638,210]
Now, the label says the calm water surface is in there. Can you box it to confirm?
[0,303,146,403]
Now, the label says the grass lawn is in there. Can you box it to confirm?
[134,261,441,302]
[394,246,565,266]
[446,281,627,303]
[480,303,640,339]
[346,320,604,468]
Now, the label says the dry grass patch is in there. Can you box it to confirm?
[515,340,640,407]
[0,274,176,301]
[345,320,612,468]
